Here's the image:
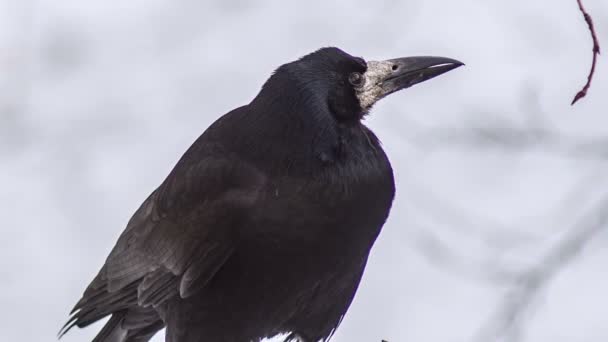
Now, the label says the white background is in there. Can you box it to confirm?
[1,1,607,341]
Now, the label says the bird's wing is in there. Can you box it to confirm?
[110,150,265,301]
[64,146,266,334]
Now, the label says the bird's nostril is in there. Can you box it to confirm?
[391,64,399,71]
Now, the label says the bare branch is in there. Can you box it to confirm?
[406,117,608,160]
[473,191,608,342]
[571,0,601,105]
[408,170,607,285]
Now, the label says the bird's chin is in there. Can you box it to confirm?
[356,85,385,111]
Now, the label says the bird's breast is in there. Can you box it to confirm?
[248,140,395,260]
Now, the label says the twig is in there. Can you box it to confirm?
[473,191,608,342]
[408,170,607,287]
[405,117,608,160]
[571,0,601,105]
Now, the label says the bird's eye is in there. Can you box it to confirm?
[348,72,364,87]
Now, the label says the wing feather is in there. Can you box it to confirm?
[62,147,266,337]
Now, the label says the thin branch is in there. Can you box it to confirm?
[407,170,608,287]
[571,0,601,105]
[406,117,608,160]
[473,191,608,342]
[411,227,526,284]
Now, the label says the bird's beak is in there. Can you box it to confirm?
[356,56,464,109]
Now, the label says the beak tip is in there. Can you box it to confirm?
[450,59,465,67]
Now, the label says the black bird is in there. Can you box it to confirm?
[61,47,462,342]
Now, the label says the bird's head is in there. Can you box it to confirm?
[255,47,463,122]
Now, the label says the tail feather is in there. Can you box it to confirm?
[125,320,165,342]
[92,312,128,342]
[60,280,164,342]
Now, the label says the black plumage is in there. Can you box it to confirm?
[61,47,462,342]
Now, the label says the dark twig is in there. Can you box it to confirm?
[571,0,601,105]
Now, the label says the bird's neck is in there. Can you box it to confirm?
[219,108,376,180]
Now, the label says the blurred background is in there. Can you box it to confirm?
[1,0,607,341]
